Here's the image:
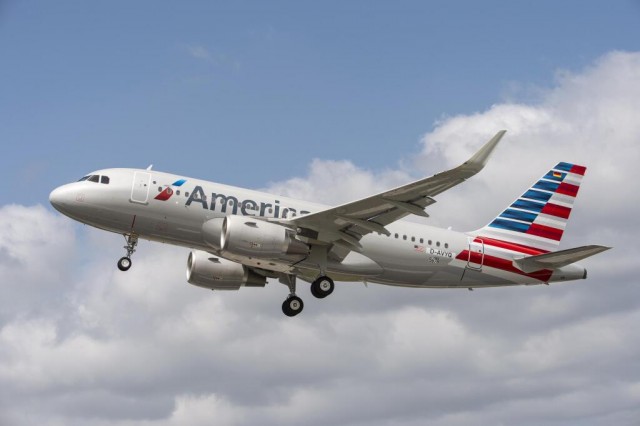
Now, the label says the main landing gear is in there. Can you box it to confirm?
[117,234,138,272]
[311,276,334,299]
[279,274,335,317]
[280,274,303,317]
[282,295,304,317]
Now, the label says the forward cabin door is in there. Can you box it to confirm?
[467,237,484,270]
[130,171,151,204]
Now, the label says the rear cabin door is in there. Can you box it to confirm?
[130,172,151,204]
[467,238,484,270]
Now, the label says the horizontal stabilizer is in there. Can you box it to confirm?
[513,245,611,273]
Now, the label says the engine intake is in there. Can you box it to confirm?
[218,215,309,260]
[186,250,266,290]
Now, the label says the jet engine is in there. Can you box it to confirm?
[186,250,266,290]
[216,215,309,260]
[202,218,224,251]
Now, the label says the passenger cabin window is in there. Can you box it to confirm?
[100,176,110,184]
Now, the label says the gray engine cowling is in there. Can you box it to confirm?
[186,250,266,290]
[218,215,309,260]
[202,218,224,251]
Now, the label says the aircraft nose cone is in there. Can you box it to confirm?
[49,185,74,213]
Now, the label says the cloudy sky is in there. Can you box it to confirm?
[2,1,640,425]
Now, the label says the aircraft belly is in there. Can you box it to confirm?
[459,267,515,286]
[108,200,209,247]
[325,251,383,277]
[360,241,461,287]
[65,203,134,235]
[65,198,566,290]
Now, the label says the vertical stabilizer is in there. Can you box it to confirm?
[475,162,586,253]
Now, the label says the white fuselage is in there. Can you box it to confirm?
[49,168,586,288]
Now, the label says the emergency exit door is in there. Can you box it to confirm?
[467,238,484,270]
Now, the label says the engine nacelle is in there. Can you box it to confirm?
[186,250,266,290]
[202,218,224,251]
[219,215,309,260]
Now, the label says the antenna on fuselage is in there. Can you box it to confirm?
[146,164,153,170]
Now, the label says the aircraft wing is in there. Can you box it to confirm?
[275,130,506,250]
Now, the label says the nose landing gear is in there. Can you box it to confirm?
[117,234,138,272]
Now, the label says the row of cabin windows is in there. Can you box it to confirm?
[158,186,191,197]
[154,181,193,198]
[156,186,234,204]
[78,175,110,184]
[391,232,448,249]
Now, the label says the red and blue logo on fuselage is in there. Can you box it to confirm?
[154,179,187,201]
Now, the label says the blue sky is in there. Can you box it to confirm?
[2,0,639,205]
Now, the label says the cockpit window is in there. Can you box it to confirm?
[78,174,109,183]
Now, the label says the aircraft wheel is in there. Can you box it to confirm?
[311,276,334,299]
[310,284,321,299]
[117,257,132,271]
[282,296,304,317]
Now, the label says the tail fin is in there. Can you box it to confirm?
[476,162,586,253]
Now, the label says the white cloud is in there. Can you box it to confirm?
[415,51,640,235]
[165,393,244,426]
[183,44,241,70]
[0,204,77,321]
[186,45,213,61]
[2,51,640,425]
[265,158,412,205]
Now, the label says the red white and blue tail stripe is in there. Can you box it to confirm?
[476,162,586,253]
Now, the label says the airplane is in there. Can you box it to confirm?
[49,131,610,316]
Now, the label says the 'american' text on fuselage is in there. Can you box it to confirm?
[185,185,311,218]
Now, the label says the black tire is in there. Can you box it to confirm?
[117,257,132,271]
[282,296,304,317]
[310,284,321,299]
[311,276,334,299]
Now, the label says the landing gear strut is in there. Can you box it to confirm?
[117,234,138,272]
[280,274,304,317]
[311,276,334,299]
